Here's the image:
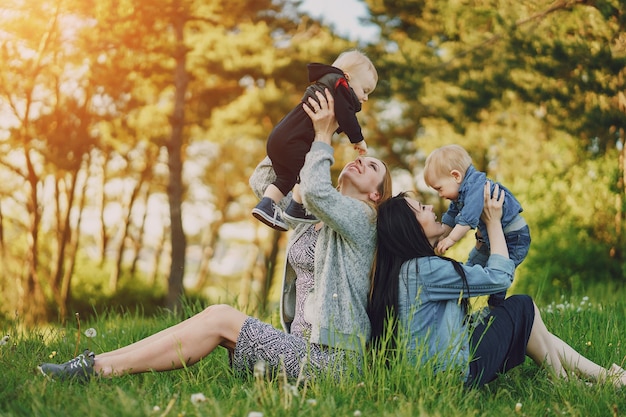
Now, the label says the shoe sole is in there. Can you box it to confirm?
[37,365,54,380]
[282,212,320,224]
[252,209,289,232]
[37,365,94,382]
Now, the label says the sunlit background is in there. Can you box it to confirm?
[0,0,624,325]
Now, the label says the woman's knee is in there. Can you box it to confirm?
[202,303,236,314]
[199,304,248,335]
[200,304,241,323]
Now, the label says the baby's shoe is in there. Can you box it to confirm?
[283,200,319,224]
[252,197,289,231]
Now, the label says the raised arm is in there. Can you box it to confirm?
[300,89,377,237]
[436,224,471,255]
[482,181,508,259]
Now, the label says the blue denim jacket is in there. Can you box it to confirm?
[441,165,523,242]
[397,254,514,380]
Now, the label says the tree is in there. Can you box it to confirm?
[0,0,104,322]
[361,0,626,293]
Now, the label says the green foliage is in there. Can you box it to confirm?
[515,225,620,302]
[362,0,626,302]
[59,256,167,321]
[1,0,625,323]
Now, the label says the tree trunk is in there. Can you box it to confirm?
[62,157,91,314]
[50,171,79,320]
[109,171,144,292]
[148,224,169,286]
[23,148,48,324]
[192,220,221,291]
[247,228,282,317]
[130,183,150,278]
[613,95,626,260]
[165,4,189,311]
[99,151,111,266]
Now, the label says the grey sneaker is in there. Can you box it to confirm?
[282,200,319,224]
[252,197,288,231]
[38,350,95,382]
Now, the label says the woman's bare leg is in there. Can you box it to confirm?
[526,303,626,386]
[93,304,248,377]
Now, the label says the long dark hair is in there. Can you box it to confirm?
[368,192,471,348]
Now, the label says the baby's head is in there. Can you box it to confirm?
[332,50,378,103]
[423,144,472,201]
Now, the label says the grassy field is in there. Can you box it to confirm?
[1,294,625,417]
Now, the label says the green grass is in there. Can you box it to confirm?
[1,294,626,417]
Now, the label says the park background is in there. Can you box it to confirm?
[0,0,624,327]
[2,1,626,416]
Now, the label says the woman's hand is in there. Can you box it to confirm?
[481,181,504,225]
[302,88,338,145]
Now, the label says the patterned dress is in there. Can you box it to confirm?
[288,226,317,338]
[231,226,358,380]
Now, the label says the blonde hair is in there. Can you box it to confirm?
[375,159,393,207]
[332,50,378,85]
[423,144,473,186]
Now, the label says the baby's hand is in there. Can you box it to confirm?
[354,140,367,155]
[435,237,456,255]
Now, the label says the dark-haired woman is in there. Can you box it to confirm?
[369,183,626,388]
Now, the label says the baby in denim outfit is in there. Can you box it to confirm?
[423,144,530,307]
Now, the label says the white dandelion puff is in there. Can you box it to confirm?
[84,328,97,338]
[247,412,263,417]
[0,335,9,346]
[190,393,207,404]
[253,360,266,378]
[284,383,299,397]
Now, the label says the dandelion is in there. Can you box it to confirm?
[306,399,318,406]
[84,328,97,338]
[283,383,299,397]
[152,406,161,412]
[253,360,266,378]
[354,410,362,417]
[49,350,57,359]
[0,335,9,346]
[515,402,522,413]
[190,393,207,404]
[586,341,592,347]
[247,412,263,417]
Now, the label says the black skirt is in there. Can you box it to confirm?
[466,294,536,387]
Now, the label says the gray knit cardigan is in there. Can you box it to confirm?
[249,142,377,352]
